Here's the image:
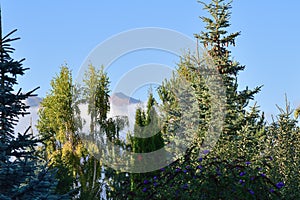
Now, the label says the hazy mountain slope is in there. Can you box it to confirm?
[14,96,42,135]
[14,93,143,138]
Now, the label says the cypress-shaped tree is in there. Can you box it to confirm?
[131,92,164,154]
[128,92,164,194]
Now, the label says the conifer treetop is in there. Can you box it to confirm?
[195,0,244,76]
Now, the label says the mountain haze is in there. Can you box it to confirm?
[14,93,142,136]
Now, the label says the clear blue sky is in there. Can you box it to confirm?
[2,0,300,122]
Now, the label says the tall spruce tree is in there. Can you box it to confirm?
[193,0,264,160]
[0,11,71,200]
[135,0,279,198]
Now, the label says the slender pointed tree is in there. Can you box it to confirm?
[37,66,85,195]
[129,92,164,193]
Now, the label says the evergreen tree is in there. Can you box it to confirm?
[265,99,300,199]
[193,0,264,161]
[136,0,281,198]
[37,66,85,195]
[128,92,164,193]
[132,92,164,154]
[0,12,70,200]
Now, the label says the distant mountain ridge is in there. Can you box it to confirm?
[109,92,141,106]
[24,92,140,108]
[14,92,141,135]
[25,96,43,107]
